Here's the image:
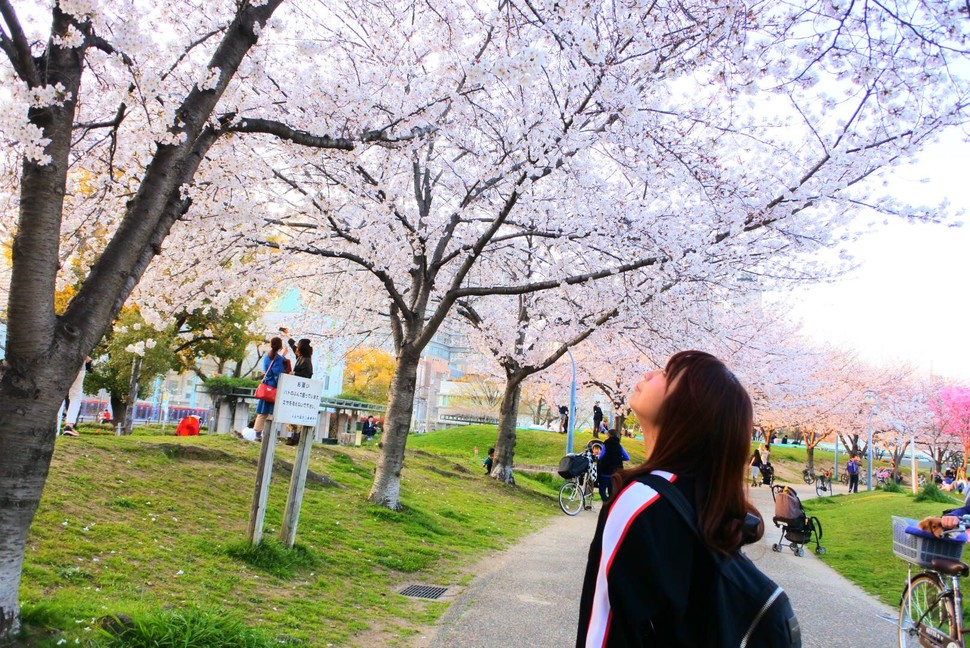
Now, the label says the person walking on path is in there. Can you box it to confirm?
[577,351,769,647]
[750,446,763,486]
[846,454,860,493]
[594,428,625,503]
[253,337,285,442]
[592,401,603,438]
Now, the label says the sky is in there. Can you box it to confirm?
[776,136,970,382]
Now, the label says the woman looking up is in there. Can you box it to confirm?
[577,351,765,647]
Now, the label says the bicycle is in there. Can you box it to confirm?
[814,468,834,497]
[895,514,970,647]
[558,444,601,516]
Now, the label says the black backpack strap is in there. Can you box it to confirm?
[639,473,700,536]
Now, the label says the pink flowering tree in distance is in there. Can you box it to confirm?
[938,385,970,471]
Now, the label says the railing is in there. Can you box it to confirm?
[196,385,385,413]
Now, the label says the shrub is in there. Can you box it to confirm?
[914,482,960,504]
[203,376,259,397]
[880,480,905,494]
[96,607,287,648]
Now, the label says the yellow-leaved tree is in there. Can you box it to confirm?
[341,348,396,404]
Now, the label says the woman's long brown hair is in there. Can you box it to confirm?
[268,337,283,359]
[612,350,763,554]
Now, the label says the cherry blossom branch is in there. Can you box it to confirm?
[0,0,39,86]
[450,255,661,298]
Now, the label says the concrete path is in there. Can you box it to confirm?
[428,483,898,647]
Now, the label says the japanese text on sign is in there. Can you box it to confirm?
[273,374,325,426]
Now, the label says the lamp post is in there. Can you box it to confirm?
[566,348,577,454]
[865,389,880,492]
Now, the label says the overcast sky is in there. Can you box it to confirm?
[776,136,970,382]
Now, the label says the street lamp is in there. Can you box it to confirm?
[566,348,577,454]
[865,389,880,492]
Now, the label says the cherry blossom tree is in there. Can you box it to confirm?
[216,0,968,508]
[0,0,300,635]
[938,384,970,470]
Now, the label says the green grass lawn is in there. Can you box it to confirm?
[407,424,647,468]
[803,489,965,609]
[16,430,564,647]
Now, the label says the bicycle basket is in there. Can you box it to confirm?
[557,454,590,479]
[892,516,967,568]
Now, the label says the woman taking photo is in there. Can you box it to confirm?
[577,351,765,646]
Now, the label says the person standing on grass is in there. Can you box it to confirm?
[483,447,495,475]
[846,454,860,493]
[253,337,285,442]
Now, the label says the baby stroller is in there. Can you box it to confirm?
[758,462,775,487]
[770,485,824,557]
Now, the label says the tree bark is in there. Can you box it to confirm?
[123,357,142,435]
[0,370,65,637]
[367,347,421,509]
[805,445,815,472]
[491,375,524,484]
[0,2,284,638]
[110,394,126,432]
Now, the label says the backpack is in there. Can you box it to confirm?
[557,454,590,479]
[847,460,858,475]
[641,475,802,648]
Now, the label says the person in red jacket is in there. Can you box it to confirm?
[175,415,200,436]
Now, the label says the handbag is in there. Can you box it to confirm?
[255,382,276,403]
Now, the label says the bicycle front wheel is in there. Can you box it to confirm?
[803,471,814,485]
[898,572,958,647]
[815,477,827,497]
[559,481,584,516]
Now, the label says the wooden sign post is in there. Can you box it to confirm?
[247,421,279,544]
[247,374,324,546]
[274,374,326,548]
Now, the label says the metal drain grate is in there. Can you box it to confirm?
[399,584,449,600]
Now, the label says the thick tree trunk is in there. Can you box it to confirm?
[110,394,126,432]
[0,364,76,637]
[806,445,815,472]
[491,376,524,484]
[367,348,421,509]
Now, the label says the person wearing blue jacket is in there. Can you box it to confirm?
[254,337,285,442]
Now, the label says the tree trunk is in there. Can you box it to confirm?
[806,445,815,472]
[491,376,524,484]
[0,365,76,637]
[367,348,421,509]
[110,394,126,433]
[123,357,142,435]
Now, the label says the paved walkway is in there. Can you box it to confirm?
[428,483,897,647]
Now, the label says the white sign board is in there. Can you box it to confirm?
[273,374,325,426]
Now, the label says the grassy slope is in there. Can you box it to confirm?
[407,424,647,467]
[803,489,965,608]
[19,430,567,647]
[23,424,938,645]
